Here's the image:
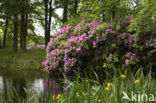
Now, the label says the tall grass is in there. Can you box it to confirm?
[0,68,155,103]
[62,68,155,103]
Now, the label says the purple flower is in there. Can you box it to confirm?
[65,49,68,54]
[109,54,112,57]
[53,57,56,60]
[102,33,106,37]
[148,52,151,56]
[65,67,68,71]
[125,59,130,64]
[53,62,56,65]
[106,29,112,32]
[93,41,96,47]
[82,33,86,37]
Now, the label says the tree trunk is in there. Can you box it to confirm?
[111,3,117,20]
[23,0,28,50]
[63,0,68,23]
[20,7,25,50]
[13,13,18,52]
[74,0,78,14]
[20,0,28,51]
[23,13,28,50]
[111,9,116,20]
[44,0,48,47]
[3,17,9,48]
[47,0,53,44]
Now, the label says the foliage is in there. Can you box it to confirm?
[129,0,156,34]
[66,0,131,26]
[128,0,156,59]
[43,17,155,73]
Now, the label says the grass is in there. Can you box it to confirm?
[0,48,46,70]
[0,68,156,103]
[61,69,156,103]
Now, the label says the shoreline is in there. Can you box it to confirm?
[0,67,49,74]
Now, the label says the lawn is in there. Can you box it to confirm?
[0,48,46,70]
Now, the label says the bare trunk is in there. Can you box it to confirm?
[20,0,28,51]
[3,17,9,48]
[23,0,28,50]
[47,0,52,44]
[20,7,25,49]
[13,13,18,52]
[44,0,48,47]
[23,13,28,50]
[63,0,68,23]
[74,0,78,14]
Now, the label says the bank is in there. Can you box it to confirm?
[0,48,46,70]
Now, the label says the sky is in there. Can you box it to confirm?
[34,8,63,36]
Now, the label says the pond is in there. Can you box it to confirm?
[0,69,63,100]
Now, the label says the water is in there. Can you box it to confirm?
[0,69,63,100]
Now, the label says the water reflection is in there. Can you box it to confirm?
[0,69,64,100]
[44,78,62,96]
[29,79,44,96]
[0,76,3,90]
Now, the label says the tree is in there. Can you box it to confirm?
[20,0,29,50]
[2,16,8,48]
[20,2,25,50]
[129,0,156,34]
[0,0,10,48]
[44,0,53,47]
[74,0,78,15]
[47,0,52,44]
[44,0,48,47]
[63,0,68,23]
[13,12,18,52]
[44,0,62,47]
[0,0,20,52]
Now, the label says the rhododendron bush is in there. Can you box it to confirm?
[43,17,156,72]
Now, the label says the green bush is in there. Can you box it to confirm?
[43,17,156,74]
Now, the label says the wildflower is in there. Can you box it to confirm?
[96,66,100,70]
[56,94,61,100]
[107,83,113,87]
[76,92,80,96]
[134,79,140,84]
[120,74,126,78]
[105,87,109,91]
[98,99,102,102]
[53,95,55,99]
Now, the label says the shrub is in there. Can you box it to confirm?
[43,17,156,73]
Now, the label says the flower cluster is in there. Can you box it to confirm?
[27,45,45,50]
[105,82,113,91]
[43,17,156,72]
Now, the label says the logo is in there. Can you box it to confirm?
[121,91,155,102]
